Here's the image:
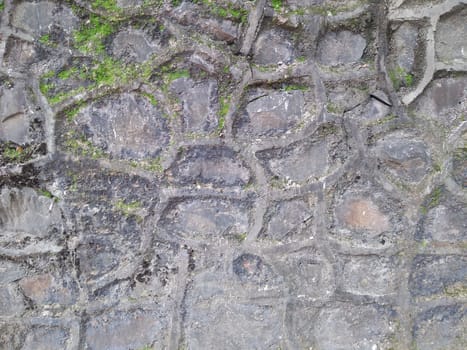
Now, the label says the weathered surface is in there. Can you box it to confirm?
[0,0,466,349]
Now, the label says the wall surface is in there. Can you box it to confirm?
[0,0,466,349]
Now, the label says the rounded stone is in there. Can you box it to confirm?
[318,31,366,66]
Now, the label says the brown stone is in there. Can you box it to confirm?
[336,198,389,233]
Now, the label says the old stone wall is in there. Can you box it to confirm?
[0,0,466,349]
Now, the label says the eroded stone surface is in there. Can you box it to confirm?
[409,255,467,298]
[74,93,169,159]
[336,197,390,234]
[22,326,69,350]
[318,31,366,66]
[436,7,467,65]
[253,29,294,65]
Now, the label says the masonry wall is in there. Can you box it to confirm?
[0,0,466,349]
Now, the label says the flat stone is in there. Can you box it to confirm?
[233,253,276,285]
[409,255,467,297]
[318,31,366,66]
[341,256,399,296]
[237,91,305,137]
[0,82,32,144]
[171,78,219,134]
[253,29,294,65]
[0,187,62,237]
[19,273,77,306]
[0,323,26,350]
[262,199,313,241]
[435,7,467,65]
[452,146,467,188]
[416,203,467,243]
[413,304,467,350]
[431,78,466,114]
[336,197,390,234]
[373,134,431,183]
[389,22,419,73]
[3,36,38,72]
[314,304,394,350]
[361,98,391,122]
[111,29,157,63]
[0,260,26,284]
[203,19,238,43]
[75,93,169,159]
[274,247,334,300]
[85,309,168,350]
[11,1,78,37]
[159,198,250,241]
[169,146,250,187]
[0,284,25,316]
[22,326,69,350]
[77,236,122,280]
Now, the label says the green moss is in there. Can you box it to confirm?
[141,92,158,106]
[65,101,86,121]
[421,186,443,214]
[115,199,142,219]
[39,34,51,45]
[64,131,105,159]
[92,0,122,13]
[235,232,247,242]
[166,69,190,82]
[284,84,308,92]
[296,56,307,62]
[38,189,59,202]
[271,0,283,12]
[2,144,33,163]
[58,66,79,80]
[0,1,4,11]
[389,66,414,90]
[326,102,341,114]
[73,14,115,54]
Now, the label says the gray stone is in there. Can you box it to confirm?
[413,304,467,350]
[452,145,467,188]
[169,146,250,187]
[75,93,169,159]
[262,198,313,241]
[111,29,157,63]
[409,255,467,297]
[159,198,250,241]
[431,78,466,114]
[341,256,399,296]
[0,260,26,284]
[237,90,305,137]
[314,304,394,350]
[0,187,62,237]
[22,326,69,350]
[389,22,419,73]
[373,133,431,183]
[0,284,25,316]
[274,246,334,300]
[171,78,219,134]
[11,1,78,37]
[0,82,33,144]
[0,323,26,350]
[84,309,168,350]
[361,98,391,122]
[3,36,38,72]
[435,7,467,65]
[253,29,294,65]
[318,31,366,66]
[416,203,467,243]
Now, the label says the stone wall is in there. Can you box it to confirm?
[0,0,466,349]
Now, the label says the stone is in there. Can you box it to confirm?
[416,203,467,243]
[389,22,419,73]
[11,1,78,38]
[314,304,394,350]
[435,7,467,65]
[335,197,390,234]
[262,199,313,241]
[0,260,26,284]
[111,29,157,63]
[409,255,467,297]
[0,284,25,316]
[274,247,334,300]
[3,36,38,72]
[0,323,26,350]
[431,78,466,114]
[84,309,168,350]
[0,82,33,144]
[233,253,275,285]
[159,198,250,241]
[373,133,431,183]
[413,304,467,350]
[361,98,391,122]
[452,146,467,188]
[169,146,250,187]
[75,93,169,159]
[236,90,305,137]
[318,31,366,66]
[203,19,239,43]
[22,326,69,350]
[171,78,219,134]
[18,273,77,306]
[253,29,294,65]
[341,256,399,296]
[0,187,62,237]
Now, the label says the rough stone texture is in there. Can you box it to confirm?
[0,0,466,349]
